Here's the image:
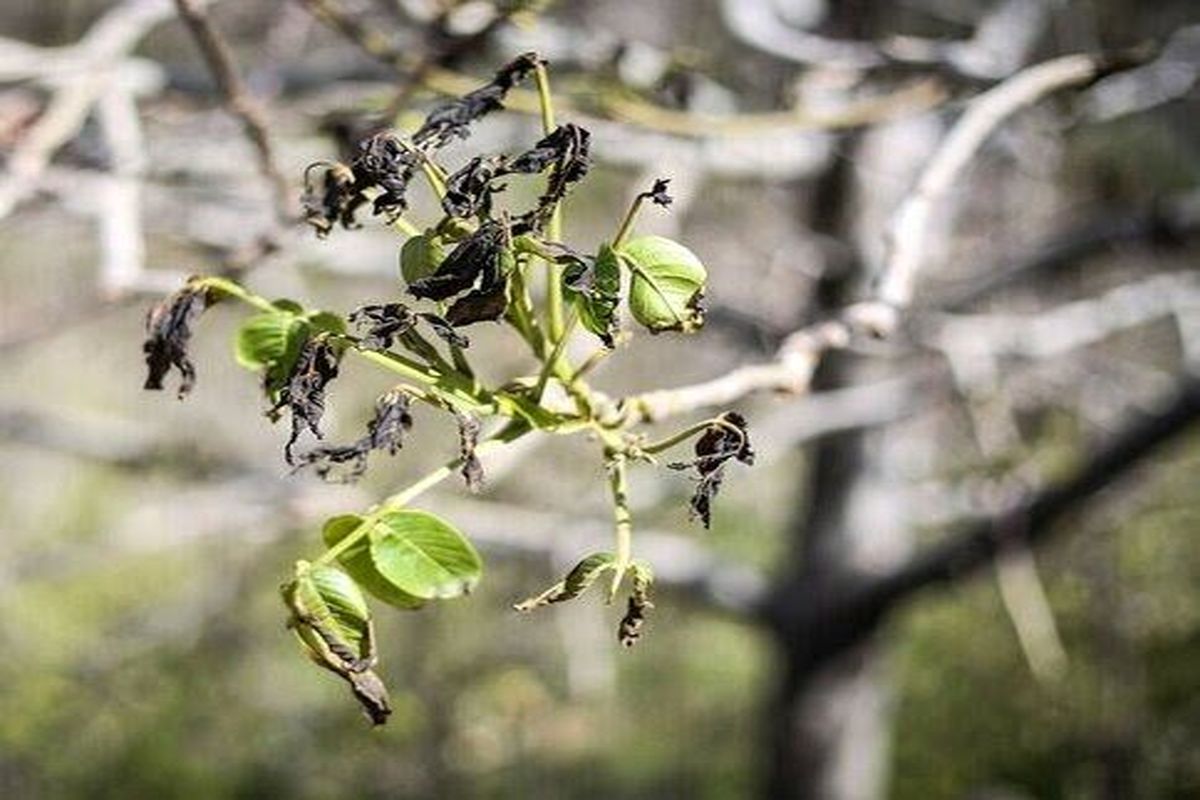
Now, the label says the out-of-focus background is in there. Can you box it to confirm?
[2,1,1199,798]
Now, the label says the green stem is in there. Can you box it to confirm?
[640,417,724,455]
[534,308,578,399]
[198,276,278,313]
[533,61,565,342]
[608,454,633,598]
[612,194,647,251]
[392,216,422,237]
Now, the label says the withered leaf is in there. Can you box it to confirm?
[640,177,673,208]
[408,222,505,302]
[352,132,420,219]
[669,412,755,528]
[455,411,484,493]
[412,52,543,149]
[442,155,505,218]
[618,561,654,647]
[143,283,211,399]
[417,312,470,349]
[295,389,413,481]
[302,162,364,238]
[349,303,418,350]
[273,337,342,464]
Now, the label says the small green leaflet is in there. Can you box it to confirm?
[399,233,446,285]
[513,552,616,611]
[233,302,347,401]
[619,235,707,334]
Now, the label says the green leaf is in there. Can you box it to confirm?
[514,552,615,611]
[620,235,707,334]
[306,310,347,336]
[234,311,302,369]
[368,510,483,599]
[286,561,371,651]
[399,233,446,285]
[322,515,425,610]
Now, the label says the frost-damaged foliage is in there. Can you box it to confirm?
[296,390,413,481]
[670,412,756,528]
[142,52,751,722]
[412,52,543,148]
[273,337,342,463]
[143,283,211,398]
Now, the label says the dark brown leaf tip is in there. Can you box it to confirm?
[669,412,755,528]
[641,177,673,208]
[143,283,211,399]
[618,569,654,647]
[302,161,363,238]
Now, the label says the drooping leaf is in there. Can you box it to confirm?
[408,222,505,303]
[368,509,483,599]
[301,161,364,237]
[455,412,484,493]
[143,283,211,398]
[620,235,707,334]
[296,389,413,481]
[271,337,342,463]
[669,411,755,528]
[412,52,543,149]
[322,515,425,609]
[513,552,616,611]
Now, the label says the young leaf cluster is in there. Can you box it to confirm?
[141,53,753,723]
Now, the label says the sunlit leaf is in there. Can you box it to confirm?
[368,510,483,599]
[322,515,425,609]
[620,235,707,334]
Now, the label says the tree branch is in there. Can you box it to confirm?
[173,0,294,225]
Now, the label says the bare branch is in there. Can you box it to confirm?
[172,0,295,225]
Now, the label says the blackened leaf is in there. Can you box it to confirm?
[669,412,754,528]
[455,412,484,492]
[399,233,446,285]
[417,313,470,349]
[532,124,591,225]
[349,303,418,350]
[143,283,210,399]
[368,509,483,599]
[562,243,620,347]
[412,52,543,149]
[618,560,654,647]
[640,177,673,208]
[442,156,505,218]
[621,236,707,334]
[323,515,425,609]
[408,222,504,302]
[351,132,419,219]
[296,389,413,481]
[302,162,363,237]
[273,337,342,463]
[513,552,616,611]
[444,283,508,326]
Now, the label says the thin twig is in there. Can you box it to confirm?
[173,0,295,225]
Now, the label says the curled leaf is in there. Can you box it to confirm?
[561,243,620,347]
[640,177,673,208]
[669,412,755,528]
[295,389,413,481]
[620,235,707,334]
[322,515,425,609]
[618,561,655,647]
[513,552,616,611]
[413,52,543,149]
[281,561,392,725]
[272,337,342,463]
[351,132,419,218]
[349,303,418,350]
[418,312,470,349]
[143,283,211,399]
